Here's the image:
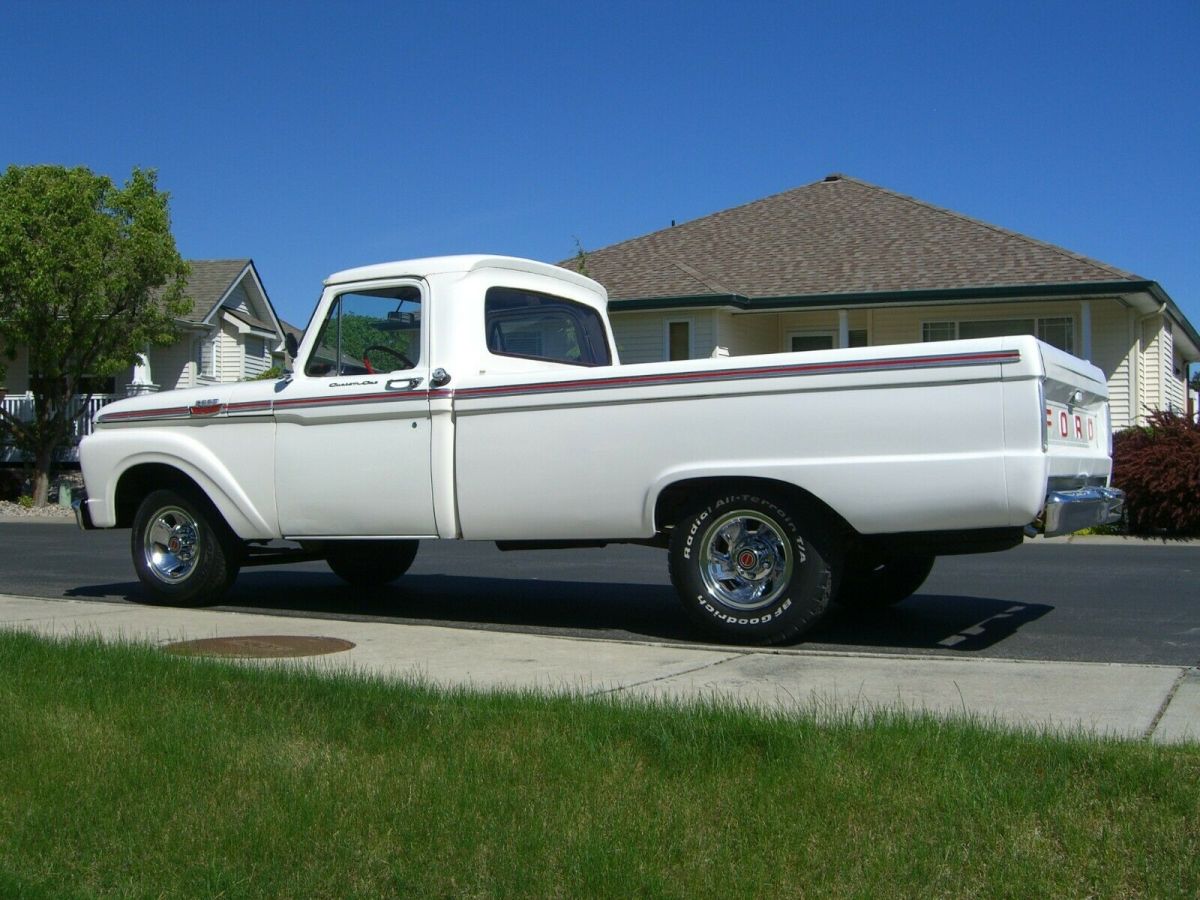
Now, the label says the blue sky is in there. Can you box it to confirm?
[3,0,1197,336]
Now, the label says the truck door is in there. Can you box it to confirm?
[273,281,436,537]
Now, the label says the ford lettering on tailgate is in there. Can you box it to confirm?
[1046,403,1097,446]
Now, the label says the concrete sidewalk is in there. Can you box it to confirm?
[2,593,1196,744]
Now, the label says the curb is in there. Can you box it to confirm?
[0,515,75,524]
[1026,534,1200,547]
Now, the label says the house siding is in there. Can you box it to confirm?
[717,312,778,356]
[611,312,666,364]
[612,310,714,363]
[1090,302,1131,428]
[1140,318,1165,418]
[1164,328,1186,413]
[218,322,242,382]
[147,340,196,391]
[243,336,270,378]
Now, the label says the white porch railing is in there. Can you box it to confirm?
[1,392,119,448]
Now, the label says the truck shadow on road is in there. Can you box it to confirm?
[66,571,1053,654]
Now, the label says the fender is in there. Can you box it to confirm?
[644,461,844,535]
[82,427,278,539]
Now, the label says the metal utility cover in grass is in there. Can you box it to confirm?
[163,636,355,658]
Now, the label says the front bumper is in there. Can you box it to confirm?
[72,493,96,531]
[1040,487,1125,537]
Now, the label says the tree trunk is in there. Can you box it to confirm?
[32,445,53,507]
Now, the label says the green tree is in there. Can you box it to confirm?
[0,165,190,505]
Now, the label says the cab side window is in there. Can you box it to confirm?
[306,286,422,377]
[485,287,611,367]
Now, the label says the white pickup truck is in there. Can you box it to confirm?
[76,255,1122,644]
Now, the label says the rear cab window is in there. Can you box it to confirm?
[485,287,611,367]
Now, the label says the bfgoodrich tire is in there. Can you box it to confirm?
[325,540,419,587]
[668,491,841,645]
[132,488,240,607]
[837,553,935,609]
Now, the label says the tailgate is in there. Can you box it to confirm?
[1039,343,1112,487]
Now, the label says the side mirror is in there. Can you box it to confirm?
[284,332,299,359]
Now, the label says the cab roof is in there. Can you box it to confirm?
[324,255,605,297]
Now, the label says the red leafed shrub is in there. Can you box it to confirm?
[1111,411,1200,536]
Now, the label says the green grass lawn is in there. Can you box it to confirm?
[0,631,1197,899]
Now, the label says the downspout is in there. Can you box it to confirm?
[1135,301,1168,423]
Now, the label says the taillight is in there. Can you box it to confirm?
[1038,379,1048,452]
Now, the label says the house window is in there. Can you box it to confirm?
[922,317,1075,354]
[789,332,834,353]
[247,336,266,359]
[1036,317,1074,354]
[959,319,1035,340]
[195,338,214,378]
[667,320,692,361]
[922,322,957,342]
[787,330,865,352]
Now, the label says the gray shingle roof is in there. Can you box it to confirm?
[562,175,1145,302]
[176,259,251,323]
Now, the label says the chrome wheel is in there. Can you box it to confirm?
[699,510,793,611]
[143,505,201,584]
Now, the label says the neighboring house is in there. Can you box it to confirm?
[564,175,1199,428]
[1,259,286,458]
[142,258,287,392]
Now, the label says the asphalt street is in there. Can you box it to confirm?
[1,522,1197,666]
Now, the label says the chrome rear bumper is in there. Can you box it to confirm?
[1040,487,1125,537]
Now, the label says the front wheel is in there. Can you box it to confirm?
[668,491,840,645]
[325,540,419,587]
[132,488,240,606]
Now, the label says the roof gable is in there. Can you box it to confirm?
[565,175,1145,302]
[169,259,283,345]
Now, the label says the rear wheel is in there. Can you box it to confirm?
[837,552,935,609]
[668,491,840,645]
[132,488,240,606]
[325,540,419,587]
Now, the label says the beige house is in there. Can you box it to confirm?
[566,175,1198,428]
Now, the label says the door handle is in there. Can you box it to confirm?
[386,377,423,391]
